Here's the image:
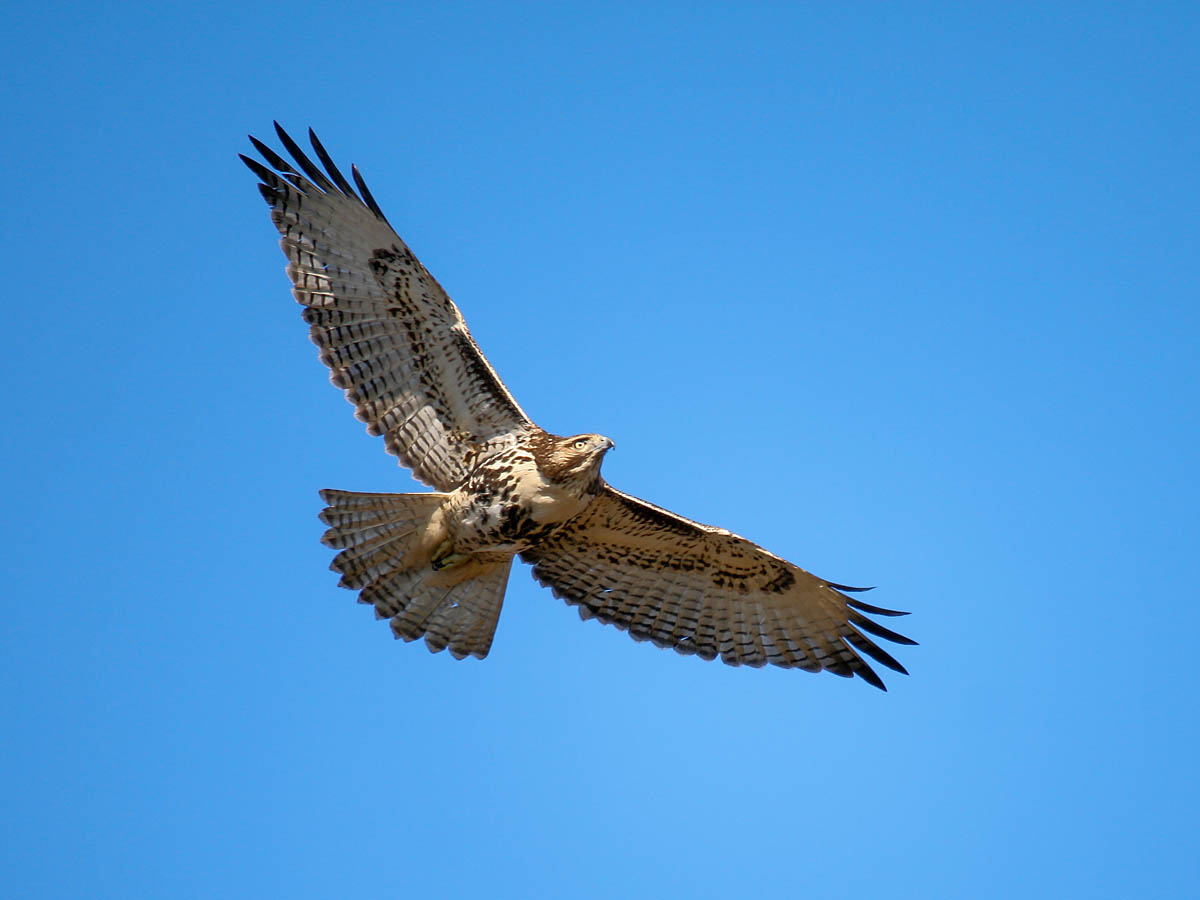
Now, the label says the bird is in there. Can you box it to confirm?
[242,123,916,690]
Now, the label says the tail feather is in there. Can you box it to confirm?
[330,522,421,588]
[319,488,443,549]
[404,557,514,659]
[318,489,512,659]
[387,579,453,640]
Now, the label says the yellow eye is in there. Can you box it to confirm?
[572,438,588,450]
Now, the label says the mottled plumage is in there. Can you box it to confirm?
[244,124,916,689]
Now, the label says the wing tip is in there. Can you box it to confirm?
[845,596,911,618]
[848,610,918,647]
[351,163,390,224]
[249,122,392,226]
[307,127,358,198]
[827,581,875,593]
[857,668,889,691]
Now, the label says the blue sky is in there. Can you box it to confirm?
[4,2,1198,897]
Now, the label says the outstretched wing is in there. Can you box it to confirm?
[521,486,916,689]
[243,124,535,491]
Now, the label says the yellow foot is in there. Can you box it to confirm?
[431,543,469,571]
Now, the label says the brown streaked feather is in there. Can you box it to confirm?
[521,485,915,690]
[244,126,534,491]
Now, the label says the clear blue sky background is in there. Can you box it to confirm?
[4,3,1197,897]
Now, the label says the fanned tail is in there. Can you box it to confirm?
[318,489,512,659]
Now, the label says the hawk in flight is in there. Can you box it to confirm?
[243,125,916,689]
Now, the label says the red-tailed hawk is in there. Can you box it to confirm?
[243,124,916,690]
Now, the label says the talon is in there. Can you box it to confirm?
[431,543,468,571]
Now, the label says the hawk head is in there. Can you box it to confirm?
[536,433,615,486]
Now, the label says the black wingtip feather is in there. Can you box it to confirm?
[352,164,389,223]
[240,153,279,185]
[832,637,894,690]
[849,611,919,646]
[308,128,358,198]
[854,664,888,691]
[844,627,910,675]
[273,122,335,192]
[826,581,875,592]
[845,597,910,617]
[248,135,295,176]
